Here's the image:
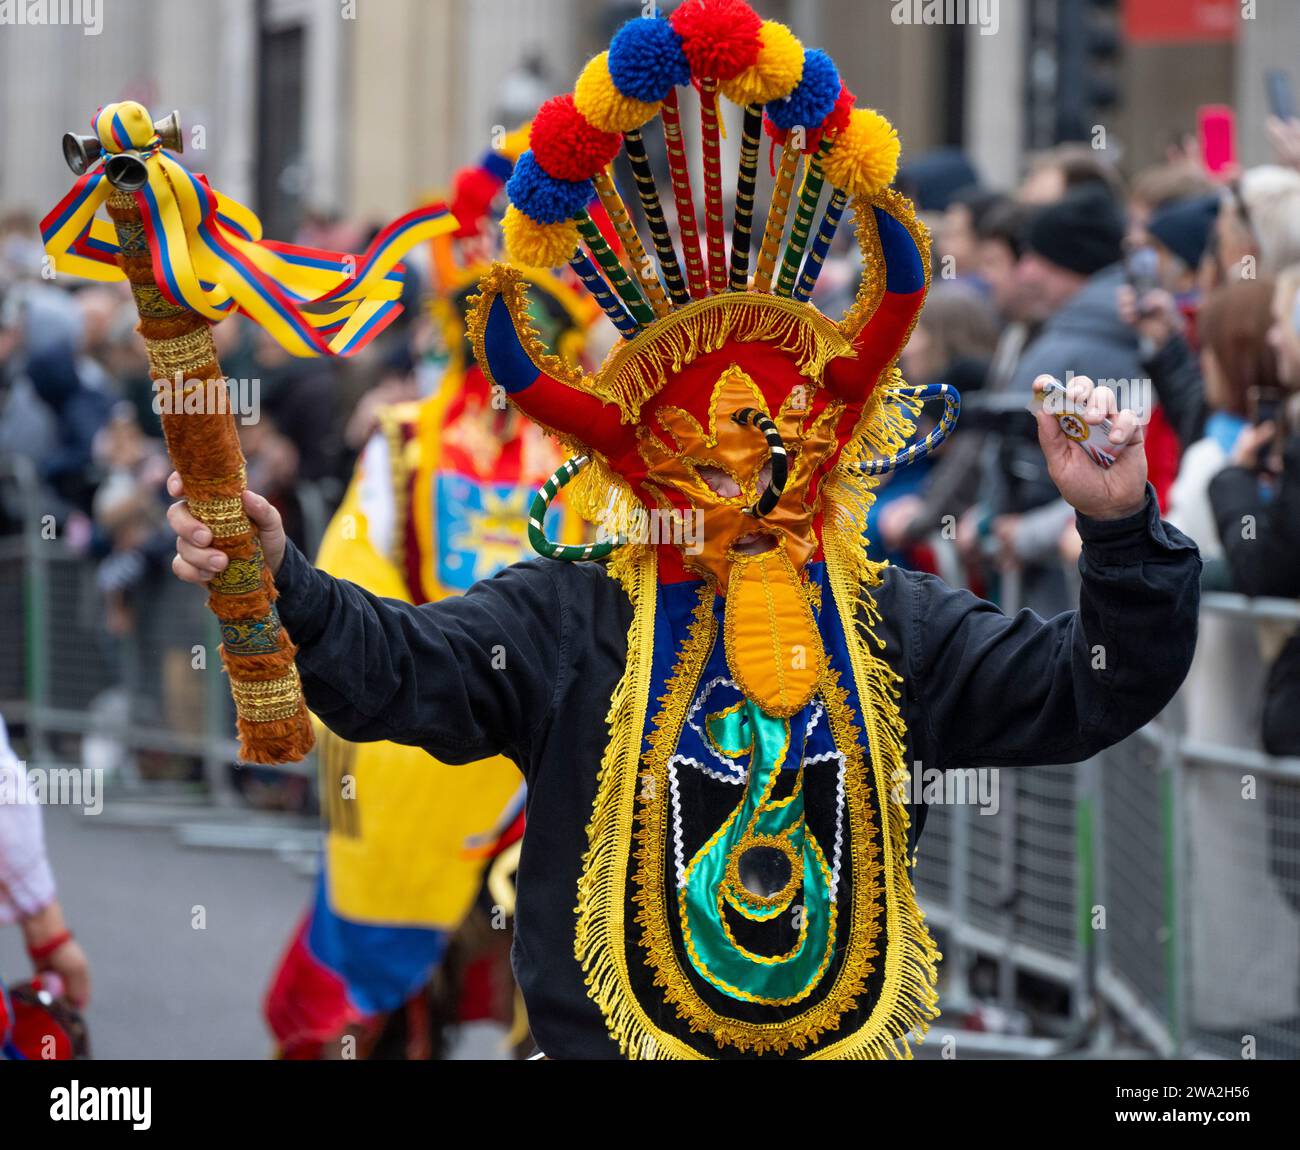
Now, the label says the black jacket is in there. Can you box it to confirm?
[273,486,1200,1058]
[1209,438,1300,755]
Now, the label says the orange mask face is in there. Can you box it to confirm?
[637,364,843,590]
[634,362,846,717]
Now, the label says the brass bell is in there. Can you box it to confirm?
[153,110,184,153]
[104,152,150,191]
[61,132,101,176]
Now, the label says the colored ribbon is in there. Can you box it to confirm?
[41,103,456,358]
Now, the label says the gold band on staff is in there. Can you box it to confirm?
[229,669,304,724]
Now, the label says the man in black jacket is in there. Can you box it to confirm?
[166,374,1200,1058]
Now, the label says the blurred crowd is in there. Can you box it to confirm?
[3,113,1300,765]
[869,125,1300,760]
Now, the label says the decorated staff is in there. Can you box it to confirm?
[41,101,455,763]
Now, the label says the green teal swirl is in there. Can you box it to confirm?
[679,699,835,1004]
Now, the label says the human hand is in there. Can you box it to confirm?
[1268,115,1300,171]
[1117,284,1183,350]
[1230,421,1278,472]
[1033,375,1148,521]
[166,471,286,582]
[878,494,924,550]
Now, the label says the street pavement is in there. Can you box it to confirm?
[0,798,317,1059]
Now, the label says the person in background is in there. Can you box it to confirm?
[0,715,92,1022]
[972,186,1139,614]
[1017,142,1125,206]
[1214,165,1300,286]
[1127,162,1217,253]
[1117,193,1225,452]
[1209,266,1300,759]
[876,283,1001,558]
[935,184,1005,288]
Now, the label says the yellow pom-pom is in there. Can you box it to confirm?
[822,108,901,198]
[574,52,659,133]
[498,122,532,163]
[720,21,803,106]
[503,205,580,269]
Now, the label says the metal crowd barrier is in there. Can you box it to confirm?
[913,576,1300,1060]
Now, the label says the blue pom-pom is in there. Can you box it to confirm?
[608,14,690,104]
[766,49,839,131]
[506,151,593,225]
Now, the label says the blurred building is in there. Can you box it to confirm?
[0,0,1296,232]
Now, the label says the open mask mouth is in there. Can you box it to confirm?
[731,531,778,556]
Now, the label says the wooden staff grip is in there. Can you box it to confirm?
[106,190,314,764]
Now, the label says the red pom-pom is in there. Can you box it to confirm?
[450,166,501,238]
[670,0,762,82]
[763,84,856,153]
[530,94,622,182]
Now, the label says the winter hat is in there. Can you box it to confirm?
[1025,186,1125,277]
[1147,193,1220,271]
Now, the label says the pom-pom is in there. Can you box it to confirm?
[531,94,622,182]
[506,151,593,225]
[608,14,690,103]
[765,48,840,132]
[503,205,580,268]
[821,108,901,198]
[450,166,502,239]
[670,0,762,82]
[575,52,660,133]
[720,20,803,106]
[765,83,856,152]
[497,123,532,163]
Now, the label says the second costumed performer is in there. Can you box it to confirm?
[169,0,1201,1059]
[263,131,600,1059]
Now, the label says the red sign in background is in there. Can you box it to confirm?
[1123,0,1240,43]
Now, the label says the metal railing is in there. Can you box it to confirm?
[913,586,1300,1060]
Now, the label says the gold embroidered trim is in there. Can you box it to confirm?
[188,494,251,539]
[146,327,218,379]
[378,408,409,574]
[228,668,303,723]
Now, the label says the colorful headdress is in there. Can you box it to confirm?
[469,0,958,1059]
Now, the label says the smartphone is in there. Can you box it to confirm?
[1249,385,1288,472]
[1198,105,1237,178]
[1126,246,1160,304]
[1267,69,1295,122]
[1038,378,1125,470]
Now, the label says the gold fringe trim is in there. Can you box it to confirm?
[806,376,943,1059]
[596,292,851,423]
[572,542,704,1059]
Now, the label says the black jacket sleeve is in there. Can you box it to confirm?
[909,485,1201,768]
[1208,436,1300,599]
[1143,334,1208,450]
[271,539,564,765]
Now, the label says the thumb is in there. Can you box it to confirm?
[242,489,287,574]
[1035,408,1072,470]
